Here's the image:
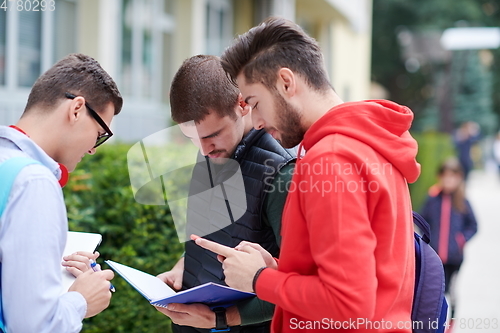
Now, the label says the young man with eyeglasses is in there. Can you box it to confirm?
[0,53,122,332]
[155,55,295,333]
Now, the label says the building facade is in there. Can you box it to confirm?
[0,0,372,143]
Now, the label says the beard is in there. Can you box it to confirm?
[273,91,305,148]
[207,150,231,165]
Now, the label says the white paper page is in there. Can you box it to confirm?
[61,231,102,293]
[105,260,176,301]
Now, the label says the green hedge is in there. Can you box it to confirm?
[409,131,456,212]
[63,143,184,333]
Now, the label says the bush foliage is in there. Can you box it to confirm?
[63,143,184,333]
[409,131,456,211]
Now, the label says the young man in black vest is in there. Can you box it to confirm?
[155,55,295,333]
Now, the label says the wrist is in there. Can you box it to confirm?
[271,257,279,270]
[211,307,230,332]
[225,306,241,326]
[252,267,267,293]
[174,257,185,270]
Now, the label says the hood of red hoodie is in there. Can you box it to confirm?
[301,100,421,183]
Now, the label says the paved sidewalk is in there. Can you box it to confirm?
[452,169,500,333]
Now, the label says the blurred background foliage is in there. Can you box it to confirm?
[64,143,184,333]
[410,132,456,210]
[372,0,500,127]
[372,0,500,209]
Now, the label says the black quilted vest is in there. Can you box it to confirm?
[182,129,295,290]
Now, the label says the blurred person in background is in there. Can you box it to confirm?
[492,131,500,178]
[420,157,478,328]
[453,121,480,181]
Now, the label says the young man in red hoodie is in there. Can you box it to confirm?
[195,17,421,332]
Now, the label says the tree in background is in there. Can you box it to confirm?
[372,0,500,209]
[452,50,496,133]
[372,0,500,133]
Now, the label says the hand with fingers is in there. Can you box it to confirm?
[155,303,242,328]
[155,303,216,328]
[157,257,185,291]
[69,268,115,318]
[191,235,269,293]
[235,241,277,270]
[62,251,100,277]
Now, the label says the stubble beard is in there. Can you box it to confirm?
[274,92,305,148]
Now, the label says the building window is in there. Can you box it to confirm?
[0,0,78,127]
[1,10,44,89]
[205,0,232,56]
[0,9,6,86]
[253,0,272,25]
[0,1,73,90]
[18,11,42,87]
[121,0,174,101]
[54,0,77,61]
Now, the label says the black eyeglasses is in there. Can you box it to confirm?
[65,92,113,148]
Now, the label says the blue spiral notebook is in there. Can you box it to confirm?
[105,260,255,308]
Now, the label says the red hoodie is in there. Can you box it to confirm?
[255,100,421,332]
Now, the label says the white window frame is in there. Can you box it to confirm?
[205,0,233,56]
[0,6,56,125]
[2,8,54,92]
[119,0,175,103]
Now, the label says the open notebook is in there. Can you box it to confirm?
[105,260,255,308]
[61,231,102,293]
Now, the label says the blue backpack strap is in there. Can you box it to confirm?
[0,157,42,216]
[0,157,42,333]
[413,211,431,244]
[412,211,448,333]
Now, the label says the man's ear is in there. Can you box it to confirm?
[67,96,86,124]
[237,93,251,116]
[277,68,296,98]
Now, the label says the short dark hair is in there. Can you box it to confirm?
[23,53,123,116]
[221,17,332,92]
[170,55,240,124]
[437,157,466,213]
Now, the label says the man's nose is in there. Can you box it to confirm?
[199,139,214,156]
[252,111,265,130]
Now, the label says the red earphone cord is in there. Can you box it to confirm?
[8,125,69,187]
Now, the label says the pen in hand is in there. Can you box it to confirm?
[90,259,116,292]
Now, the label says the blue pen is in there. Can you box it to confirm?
[90,259,116,292]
